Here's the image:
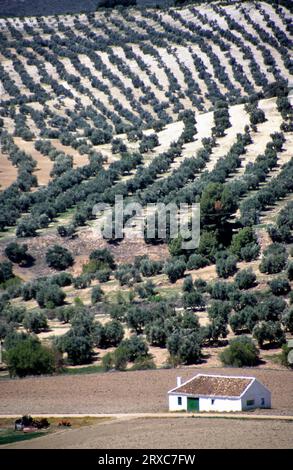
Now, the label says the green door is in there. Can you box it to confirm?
[187,397,199,412]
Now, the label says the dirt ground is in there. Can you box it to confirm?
[0,367,292,416]
[0,152,17,190]
[3,416,293,449]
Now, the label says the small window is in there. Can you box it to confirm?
[246,399,255,407]
[211,399,215,405]
[261,398,265,406]
[178,397,182,406]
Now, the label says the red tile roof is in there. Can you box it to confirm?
[170,374,254,397]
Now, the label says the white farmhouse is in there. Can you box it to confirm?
[168,374,271,412]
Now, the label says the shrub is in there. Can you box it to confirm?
[131,357,156,370]
[167,330,201,365]
[45,245,74,270]
[0,261,14,284]
[220,336,259,367]
[216,252,238,279]
[282,308,293,334]
[100,320,124,348]
[208,281,234,300]
[119,335,149,362]
[94,270,111,283]
[182,275,193,293]
[102,344,130,372]
[91,285,104,304]
[145,321,167,348]
[36,284,66,308]
[253,321,286,348]
[164,259,186,283]
[139,257,163,277]
[2,304,26,324]
[56,306,76,324]
[6,336,56,377]
[235,268,257,290]
[16,217,38,238]
[230,227,260,261]
[287,262,293,281]
[73,274,92,290]
[126,305,152,334]
[58,331,93,365]
[186,254,210,270]
[115,264,141,286]
[259,295,286,321]
[182,290,205,310]
[89,248,115,270]
[259,244,288,274]
[269,277,291,296]
[102,352,115,371]
[5,242,30,265]
[23,310,48,333]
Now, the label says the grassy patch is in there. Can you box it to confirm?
[264,353,283,365]
[61,364,104,375]
[0,429,46,446]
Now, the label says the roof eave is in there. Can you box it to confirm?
[168,391,242,399]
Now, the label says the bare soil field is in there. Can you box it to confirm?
[3,416,293,449]
[0,367,292,416]
[0,152,17,190]
[13,137,53,187]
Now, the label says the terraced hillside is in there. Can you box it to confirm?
[0,1,292,378]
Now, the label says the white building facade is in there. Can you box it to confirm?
[168,374,271,413]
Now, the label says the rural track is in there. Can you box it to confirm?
[1,412,293,421]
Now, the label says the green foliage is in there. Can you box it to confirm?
[5,242,31,265]
[1,304,26,324]
[91,285,104,304]
[164,259,186,283]
[126,305,152,334]
[131,357,156,370]
[258,295,286,321]
[56,305,76,323]
[115,264,141,286]
[89,249,116,270]
[97,320,124,348]
[23,310,48,333]
[269,277,291,296]
[119,335,149,362]
[259,243,288,274]
[229,306,259,334]
[0,261,14,285]
[59,332,93,365]
[45,245,74,270]
[235,268,257,290]
[253,321,286,348]
[139,257,163,277]
[208,281,235,300]
[167,329,201,365]
[200,183,236,228]
[230,227,260,261]
[36,284,66,308]
[282,308,293,334]
[6,336,56,378]
[136,280,157,299]
[220,336,259,367]
[182,289,205,310]
[216,252,237,279]
[186,253,210,270]
[197,231,219,261]
[287,262,293,281]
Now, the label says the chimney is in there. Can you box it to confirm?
[176,376,182,387]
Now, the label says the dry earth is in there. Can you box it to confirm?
[0,367,292,416]
[2,416,293,449]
